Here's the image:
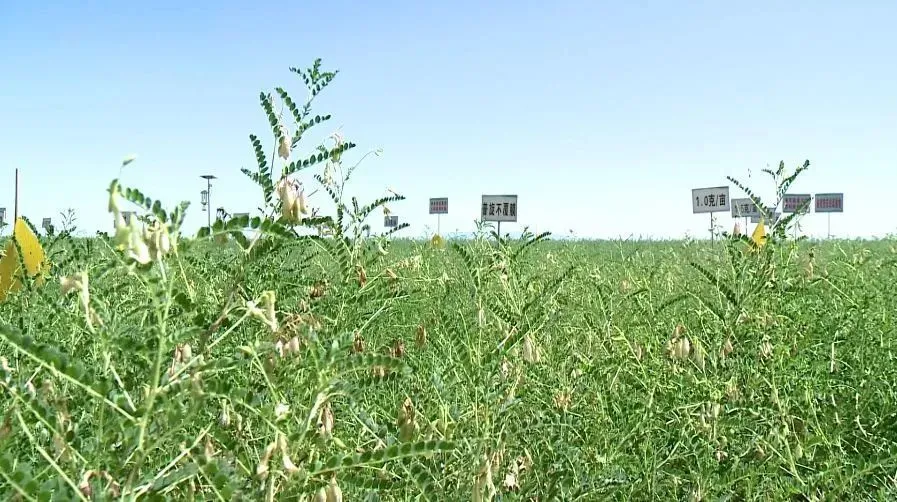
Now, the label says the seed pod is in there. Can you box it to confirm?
[691,340,705,370]
[391,339,406,358]
[319,402,334,439]
[721,338,734,358]
[181,343,192,362]
[357,265,367,287]
[218,402,231,428]
[352,332,365,354]
[314,487,328,502]
[288,336,301,354]
[326,478,343,502]
[415,325,427,348]
[277,125,291,160]
[283,452,300,475]
[522,334,540,364]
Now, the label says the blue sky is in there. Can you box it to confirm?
[1,1,895,239]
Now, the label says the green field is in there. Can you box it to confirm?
[2,228,897,500]
[2,61,897,500]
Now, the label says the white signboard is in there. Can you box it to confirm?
[814,193,843,213]
[481,195,518,222]
[751,207,780,224]
[731,198,761,218]
[692,186,730,214]
[384,215,399,228]
[783,194,812,214]
[429,197,448,215]
[0,208,5,223]
[233,212,250,219]
[41,218,51,230]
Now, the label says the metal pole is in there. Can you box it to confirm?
[709,212,714,243]
[13,168,19,223]
[497,221,501,242]
[828,213,831,239]
[206,178,212,232]
[437,214,441,236]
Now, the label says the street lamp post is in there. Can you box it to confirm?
[200,174,217,234]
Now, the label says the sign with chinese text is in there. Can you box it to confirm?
[692,186,730,214]
[783,194,812,214]
[814,193,843,213]
[384,215,399,227]
[429,197,448,215]
[0,208,5,224]
[41,218,51,230]
[481,195,518,222]
[731,198,760,218]
[751,207,780,224]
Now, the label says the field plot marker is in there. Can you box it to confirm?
[692,186,730,243]
[732,198,761,236]
[814,192,843,238]
[429,197,448,237]
[481,194,517,241]
[782,193,811,239]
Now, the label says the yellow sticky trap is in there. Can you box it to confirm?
[0,218,50,301]
[430,234,444,248]
[751,220,767,249]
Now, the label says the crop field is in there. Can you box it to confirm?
[2,61,897,501]
[2,230,897,501]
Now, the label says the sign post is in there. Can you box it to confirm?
[731,198,761,233]
[692,186,730,242]
[384,215,398,228]
[0,208,5,231]
[13,169,19,223]
[481,194,518,239]
[814,193,843,238]
[783,193,812,239]
[429,197,448,236]
[41,218,51,232]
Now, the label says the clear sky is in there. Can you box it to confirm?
[2,1,895,240]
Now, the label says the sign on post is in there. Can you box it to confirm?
[731,198,761,219]
[814,193,843,213]
[691,186,730,214]
[0,208,5,224]
[481,195,518,222]
[41,218,51,230]
[384,215,399,228]
[429,198,448,215]
[783,194,812,214]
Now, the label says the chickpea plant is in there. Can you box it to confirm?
[0,59,452,500]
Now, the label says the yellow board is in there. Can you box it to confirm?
[751,220,767,249]
[0,218,49,301]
